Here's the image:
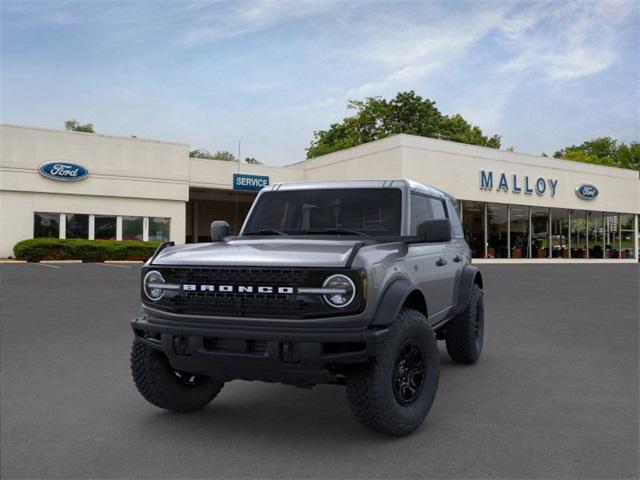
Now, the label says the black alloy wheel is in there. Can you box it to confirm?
[345,309,440,436]
[392,340,426,406]
[173,370,208,386]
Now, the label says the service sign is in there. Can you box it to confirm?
[575,184,598,200]
[233,173,269,191]
[39,161,89,182]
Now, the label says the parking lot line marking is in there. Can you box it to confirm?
[96,263,132,269]
[35,263,61,269]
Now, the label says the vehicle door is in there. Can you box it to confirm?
[407,193,451,317]
[428,196,459,313]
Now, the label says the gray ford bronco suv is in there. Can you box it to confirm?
[131,179,484,436]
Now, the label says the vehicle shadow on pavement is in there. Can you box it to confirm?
[134,382,404,444]
[131,346,469,446]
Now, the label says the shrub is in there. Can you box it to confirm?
[13,238,162,262]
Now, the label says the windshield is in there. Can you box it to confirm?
[243,188,402,236]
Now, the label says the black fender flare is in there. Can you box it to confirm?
[369,278,417,327]
[453,265,483,315]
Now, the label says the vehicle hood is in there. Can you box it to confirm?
[151,238,361,268]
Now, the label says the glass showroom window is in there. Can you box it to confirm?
[95,215,117,240]
[487,203,508,259]
[603,213,619,259]
[65,214,89,239]
[509,205,529,258]
[588,211,604,258]
[551,209,570,259]
[461,201,485,258]
[571,210,587,258]
[149,217,170,242]
[620,214,635,259]
[531,207,550,259]
[122,216,143,240]
[34,212,60,238]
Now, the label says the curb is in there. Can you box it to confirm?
[104,260,144,264]
[40,260,83,264]
[0,259,27,264]
[472,259,639,264]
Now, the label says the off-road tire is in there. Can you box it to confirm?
[445,283,484,364]
[345,309,439,436]
[131,340,224,413]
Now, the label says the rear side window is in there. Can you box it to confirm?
[410,194,432,234]
[429,198,447,220]
[446,198,464,238]
[411,194,451,234]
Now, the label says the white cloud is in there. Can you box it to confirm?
[347,63,440,97]
[240,81,278,93]
[183,0,340,44]
[499,0,637,80]
[359,5,512,67]
[340,4,514,106]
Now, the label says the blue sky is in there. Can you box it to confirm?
[2,0,639,165]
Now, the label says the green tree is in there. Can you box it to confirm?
[554,137,640,171]
[244,157,261,164]
[190,149,215,159]
[306,91,501,158]
[64,119,94,133]
[189,149,238,161]
[212,150,237,162]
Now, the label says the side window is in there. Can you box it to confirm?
[446,198,464,238]
[429,198,447,220]
[410,194,432,234]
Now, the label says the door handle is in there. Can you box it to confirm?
[436,257,447,267]
[453,255,463,263]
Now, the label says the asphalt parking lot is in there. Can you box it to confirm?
[1,263,638,479]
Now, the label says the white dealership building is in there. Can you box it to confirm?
[1,123,638,262]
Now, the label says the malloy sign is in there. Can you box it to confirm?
[480,170,558,197]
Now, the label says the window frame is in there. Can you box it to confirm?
[409,192,450,237]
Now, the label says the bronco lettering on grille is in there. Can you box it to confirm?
[182,284,296,294]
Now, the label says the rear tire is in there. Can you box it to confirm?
[131,340,224,413]
[345,309,439,436]
[445,283,484,364]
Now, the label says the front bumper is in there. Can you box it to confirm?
[131,316,388,387]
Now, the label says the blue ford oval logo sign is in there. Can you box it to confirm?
[39,161,89,182]
[575,184,598,200]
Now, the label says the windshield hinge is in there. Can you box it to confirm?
[345,241,366,269]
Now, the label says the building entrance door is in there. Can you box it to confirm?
[187,188,257,243]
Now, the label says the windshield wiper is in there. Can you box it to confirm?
[304,228,368,237]
[244,229,287,236]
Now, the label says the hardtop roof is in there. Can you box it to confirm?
[267,179,453,200]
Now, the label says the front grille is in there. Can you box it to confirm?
[165,267,311,286]
[147,267,364,319]
[171,291,308,317]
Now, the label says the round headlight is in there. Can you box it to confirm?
[143,270,165,301]
[322,274,356,308]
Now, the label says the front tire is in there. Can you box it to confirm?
[131,340,224,413]
[445,283,484,364]
[345,309,439,436]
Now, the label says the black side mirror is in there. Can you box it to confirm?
[417,219,452,243]
[210,220,230,242]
